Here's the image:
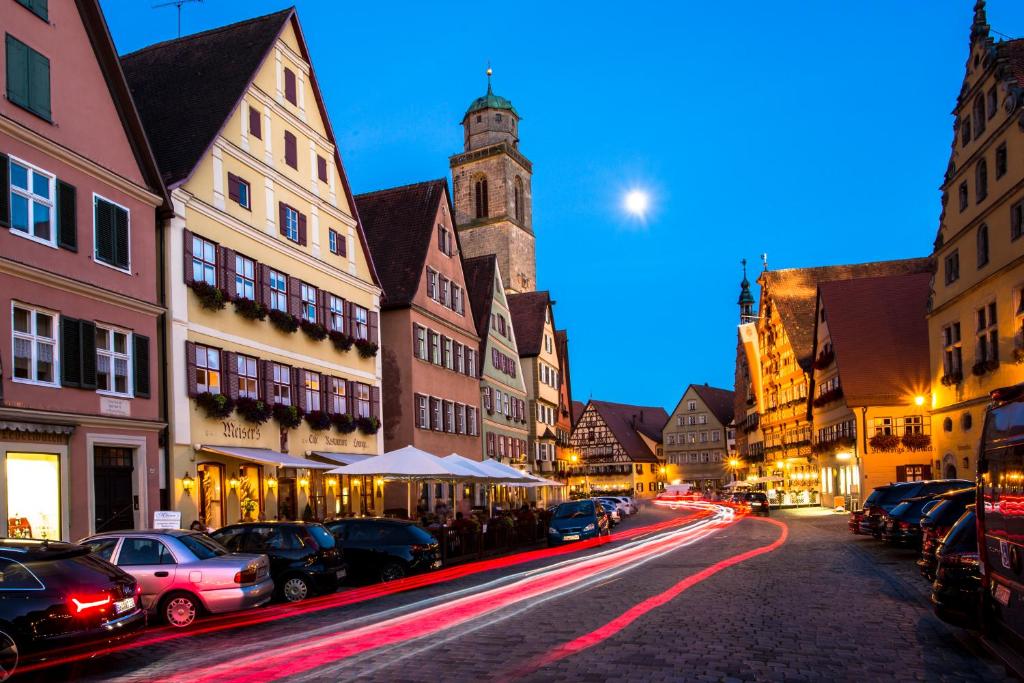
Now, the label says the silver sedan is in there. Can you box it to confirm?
[79,529,273,628]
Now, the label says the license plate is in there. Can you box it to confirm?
[431,560,442,569]
[563,534,580,541]
[994,584,1011,607]
[336,568,346,580]
[113,597,136,614]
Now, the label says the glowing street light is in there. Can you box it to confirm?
[914,394,925,406]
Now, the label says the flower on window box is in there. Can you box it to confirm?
[299,319,328,341]
[331,413,357,434]
[985,358,1000,372]
[305,410,331,431]
[189,281,227,311]
[272,403,303,429]
[868,433,901,452]
[355,339,379,358]
[235,396,271,424]
[195,391,234,419]
[329,330,354,351]
[972,361,989,377]
[901,433,931,451]
[267,309,299,334]
[357,415,380,435]
[941,371,963,386]
[233,297,267,321]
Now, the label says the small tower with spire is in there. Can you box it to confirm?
[738,259,757,324]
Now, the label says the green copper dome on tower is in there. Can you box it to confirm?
[464,67,519,118]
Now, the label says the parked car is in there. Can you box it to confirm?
[859,480,972,537]
[79,530,273,628]
[614,496,639,514]
[881,484,971,547]
[325,518,440,583]
[0,539,145,679]
[598,500,621,527]
[931,508,981,629]
[978,382,1024,651]
[547,500,609,546]
[211,522,344,602]
[599,497,631,518]
[918,488,977,580]
[728,491,770,516]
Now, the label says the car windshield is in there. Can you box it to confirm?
[179,533,228,560]
[941,511,977,554]
[308,525,335,549]
[555,501,593,519]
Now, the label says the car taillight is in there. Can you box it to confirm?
[898,521,912,530]
[234,564,259,584]
[410,544,431,553]
[955,552,980,568]
[69,593,112,615]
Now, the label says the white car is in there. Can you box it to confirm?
[615,496,639,514]
[601,497,634,517]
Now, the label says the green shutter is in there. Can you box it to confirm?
[60,317,82,387]
[80,320,97,390]
[16,0,48,21]
[5,36,29,110]
[114,205,129,269]
[57,180,76,251]
[0,154,8,227]
[94,198,114,264]
[133,334,150,398]
[28,48,50,121]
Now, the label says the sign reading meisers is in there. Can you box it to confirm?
[153,511,181,529]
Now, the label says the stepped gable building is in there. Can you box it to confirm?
[664,385,735,490]
[1,0,169,540]
[123,8,384,523]
[569,401,668,498]
[450,70,535,294]
[743,257,930,505]
[928,0,1024,480]
[811,273,935,509]
[355,180,481,471]
[462,254,528,466]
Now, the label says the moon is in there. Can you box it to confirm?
[624,190,649,217]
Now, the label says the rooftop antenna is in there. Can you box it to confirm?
[153,0,203,38]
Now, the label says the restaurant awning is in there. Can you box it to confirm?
[326,445,477,479]
[199,445,336,469]
[310,452,371,467]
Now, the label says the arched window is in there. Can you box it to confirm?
[474,177,488,219]
[513,177,523,222]
[976,159,988,202]
[977,223,989,268]
[974,95,986,138]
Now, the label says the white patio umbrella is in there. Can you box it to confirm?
[443,454,523,515]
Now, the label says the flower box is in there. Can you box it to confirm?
[940,371,963,386]
[868,433,901,452]
[195,391,234,419]
[357,415,380,435]
[901,433,931,451]
[268,309,299,334]
[235,397,271,424]
[300,319,328,341]
[233,297,267,321]
[272,403,303,429]
[355,339,379,358]
[331,413,356,434]
[305,410,331,431]
[189,281,227,311]
[329,330,354,352]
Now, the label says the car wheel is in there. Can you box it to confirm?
[281,575,311,603]
[0,630,18,682]
[161,592,199,628]
[379,562,406,583]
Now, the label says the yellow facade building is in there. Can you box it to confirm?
[928,2,1024,478]
[123,9,383,526]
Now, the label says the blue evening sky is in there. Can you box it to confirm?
[102,1,1023,412]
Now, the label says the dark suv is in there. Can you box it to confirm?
[211,522,344,602]
[858,480,971,537]
[325,518,440,583]
[0,539,145,678]
[730,491,769,516]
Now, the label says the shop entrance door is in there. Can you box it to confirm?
[278,478,298,521]
[94,447,135,532]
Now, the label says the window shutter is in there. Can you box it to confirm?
[5,37,30,110]
[922,465,933,480]
[484,386,492,413]
[292,366,305,412]
[487,433,495,457]
[94,198,115,264]
[60,317,82,387]
[895,465,907,483]
[368,311,379,345]
[317,290,329,328]
[287,276,302,317]
[318,373,329,414]
[56,180,76,251]
[0,153,8,227]
[338,230,347,257]
[80,320,97,390]
[221,247,236,295]
[227,173,240,203]
[412,324,420,359]
[284,131,297,168]
[259,263,272,306]
[346,301,356,339]
[223,351,238,400]
[317,156,327,182]
[297,212,307,246]
[114,205,129,269]
[182,229,194,285]
[371,386,380,420]
[278,202,287,237]
[284,68,296,104]
[185,341,198,397]
[262,360,275,403]
[346,380,357,416]
[249,107,262,139]
[133,334,150,398]
[28,48,50,120]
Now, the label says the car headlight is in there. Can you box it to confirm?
[548,528,559,535]
[583,523,595,532]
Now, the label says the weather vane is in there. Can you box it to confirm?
[761,253,769,271]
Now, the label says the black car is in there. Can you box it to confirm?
[733,491,770,516]
[918,488,976,580]
[881,484,972,547]
[859,480,972,537]
[0,539,145,679]
[211,522,344,602]
[931,508,981,629]
[325,518,441,583]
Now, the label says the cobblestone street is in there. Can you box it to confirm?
[49,505,1012,683]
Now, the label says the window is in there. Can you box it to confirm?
[452,285,464,315]
[961,115,972,147]
[116,538,175,566]
[248,106,261,139]
[15,0,48,21]
[192,235,217,286]
[317,155,327,183]
[269,270,287,311]
[438,226,452,256]
[352,305,368,340]
[988,86,998,120]
[354,383,370,418]
[466,348,476,377]
[456,404,466,434]
[195,344,220,394]
[445,401,455,433]
[454,342,464,373]
[712,430,721,442]
[12,305,55,385]
[284,130,297,169]
[328,229,346,257]
[235,254,255,300]
[282,205,299,242]
[997,143,1008,179]
[443,337,453,370]
[977,224,989,268]
[942,322,962,377]
[300,283,317,323]
[426,269,438,300]
[1013,200,1024,241]
[977,302,998,364]
[414,325,426,360]
[688,400,696,411]
[440,278,450,307]
[93,196,130,270]
[429,331,440,364]
[416,395,429,429]
[329,295,345,333]
[8,158,54,245]
[431,397,442,430]
[330,378,347,415]
[284,67,297,105]
[5,35,50,120]
[466,408,477,436]
[514,176,524,222]
[95,327,130,395]
[958,182,969,212]
[976,159,988,202]
[474,177,488,218]
[304,371,321,411]
[236,354,258,399]
[944,250,959,285]
[226,173,250,210]
[271,363,291,405]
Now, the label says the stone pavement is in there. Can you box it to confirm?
[62,506,1012,682]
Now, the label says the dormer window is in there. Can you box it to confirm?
[495,113,502,122]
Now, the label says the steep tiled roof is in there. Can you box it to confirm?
[760,257,930,369]
[590,400,669,463]
[816,273,932,406]
[507,291,552,357]
[998,39,1024,88]
[691,384,735,427]
[555,329,573,414]
[572,401,586,427]
[355,179,448,308]
[462,255,497,340]
[121,9,291,187]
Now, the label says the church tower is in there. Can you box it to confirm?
[450,69,536,293]
[738,259,757,324]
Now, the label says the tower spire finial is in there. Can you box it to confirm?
[486,62,493,95]
[741,258,748,281]
[972,0,990,40]
[738,258,756,321]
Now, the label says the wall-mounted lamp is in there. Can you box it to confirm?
[228,474,240,491]
[326,477,337,490]
[352,477,361,487]
[182,472,195,496]
[299,476,310,490]
[266,475,278,490]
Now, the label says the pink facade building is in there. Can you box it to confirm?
[0,0,168,540]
